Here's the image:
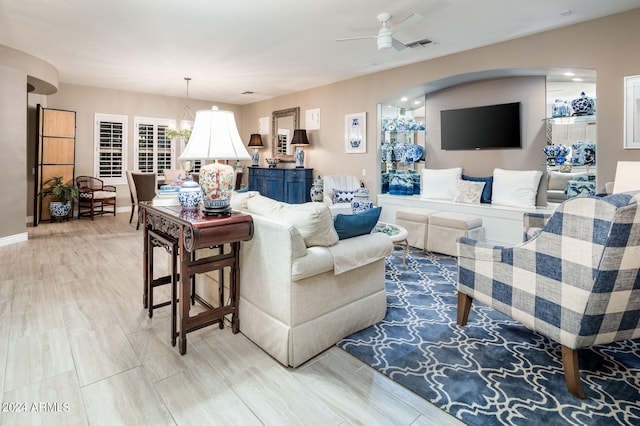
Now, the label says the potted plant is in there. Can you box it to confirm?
[40,175,78,221]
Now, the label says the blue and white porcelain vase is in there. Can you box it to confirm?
[404,144,424,163]
[349,118,362,149]
[381,141,392,163]
[295,146,305,168]
[552,99,571,118]
[250,148,260,167]
[178,179,201,211]
[310,175,324,202]
[392,140,406,162]
[571,92,595,116]
[351,187,374,213]
[48,201,71,219]
[552,99,563,118]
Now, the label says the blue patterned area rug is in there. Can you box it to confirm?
[337,249,640,426]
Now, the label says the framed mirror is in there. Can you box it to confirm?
[272,107,300,162]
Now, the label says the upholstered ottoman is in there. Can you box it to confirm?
[427,212,484,256]
[395,208,436,250]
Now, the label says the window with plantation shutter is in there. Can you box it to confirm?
[94,113,128,185]
[134,117,176,177]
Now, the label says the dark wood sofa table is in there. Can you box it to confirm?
[141,203,254,354]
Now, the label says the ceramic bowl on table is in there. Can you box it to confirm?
[266,158,280,168]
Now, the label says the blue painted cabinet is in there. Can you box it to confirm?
[248,167,313,204]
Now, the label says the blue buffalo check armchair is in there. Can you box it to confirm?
[456,192,640,398]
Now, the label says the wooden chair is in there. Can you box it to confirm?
[234,169,243,190]
[126,171,157,229]
[76,176,116,220]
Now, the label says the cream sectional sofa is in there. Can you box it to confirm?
[231,192,393,367]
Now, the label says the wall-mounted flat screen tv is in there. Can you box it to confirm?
[440,102,521,150]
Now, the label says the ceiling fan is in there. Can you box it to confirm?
[336,12,424,51]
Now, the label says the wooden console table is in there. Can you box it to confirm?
[141,203,254,354]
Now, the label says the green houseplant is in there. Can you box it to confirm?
[40,175,78,220]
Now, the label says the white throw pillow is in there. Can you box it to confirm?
[492,168,543,208]
[230,190,259,211]
[247,195,338,247]
[421,167,462,200]
[246,194,285,216]
[453,179,485,204]
[279,202,339,247]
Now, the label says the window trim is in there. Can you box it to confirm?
[94,113,128,186]
[134,116,176,176]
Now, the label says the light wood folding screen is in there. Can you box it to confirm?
[34,105,76,224]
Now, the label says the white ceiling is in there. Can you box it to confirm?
[2,0,639,105]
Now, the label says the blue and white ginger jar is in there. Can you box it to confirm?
[351,187,374,213]
[571,92,595,116]
[392,141,407,162]
[310,176,324,202]
[178,179,201,211]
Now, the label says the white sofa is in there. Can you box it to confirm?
[232,192,393,367]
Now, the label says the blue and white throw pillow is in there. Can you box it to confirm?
[333,189,355,204]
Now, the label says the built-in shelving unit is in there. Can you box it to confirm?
[378,98,426,195]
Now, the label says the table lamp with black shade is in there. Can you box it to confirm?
[291,129,309,168]
[178,106,250,216]
[248,133,264,167]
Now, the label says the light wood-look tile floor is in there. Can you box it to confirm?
[0,213,463,425]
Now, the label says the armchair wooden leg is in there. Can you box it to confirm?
[130,205,135,223]
[561,346,586,399]
[457,292,473,326]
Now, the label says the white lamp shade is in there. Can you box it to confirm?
[179,107,251,161]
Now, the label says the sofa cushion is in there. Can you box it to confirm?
[328,203,353,217]
[246,193,283,215]
[328,232,392,275]
[291,246,334,281]
[492,168,542,208]
[247,195,339,247]
[462,175,493,203]
[421,167,462,200]
[453,179,485,205]
[333,207,381,240]
[231,190,259,211]
[91,190,116,200]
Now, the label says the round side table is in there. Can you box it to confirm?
[373,221,409,267]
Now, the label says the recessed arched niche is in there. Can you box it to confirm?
[378,67,597,202]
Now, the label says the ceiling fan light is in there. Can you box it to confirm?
[377,35,393,50]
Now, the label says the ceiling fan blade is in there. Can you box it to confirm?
[389,13,423,33]
[391,37,407,51]
[336,35,377,42]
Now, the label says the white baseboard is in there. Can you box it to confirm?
[25,207,131,224]
[0,232,28,247]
